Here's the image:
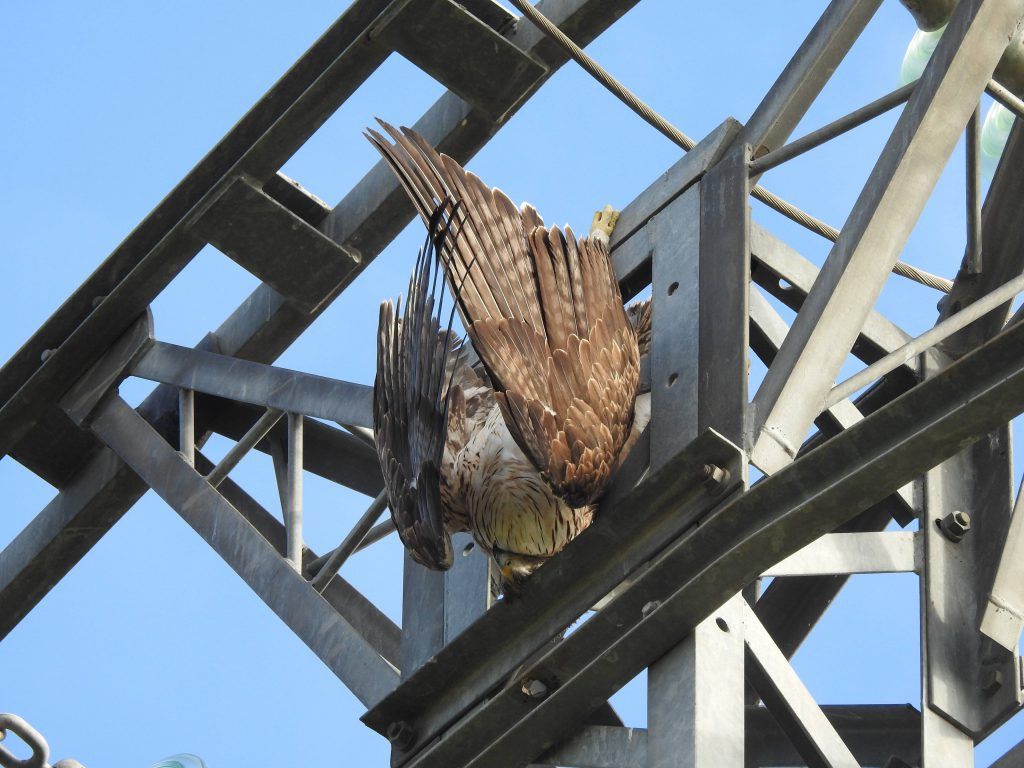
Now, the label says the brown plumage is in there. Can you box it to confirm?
[370,120,646,583]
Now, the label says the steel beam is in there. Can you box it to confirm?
[374,310,1024,768]
[131,341,373,428]
[87,395,399,708]
[370,0,547,121]
[740,0,884,160]
[750,0,1024,474]
[538,706,922,768]
[741,601,861,768]
[939,120,1024,357]
[193,451,401,668]
[192,176,359,313]
[762,532,917,577]
[922,409,1021,736]
[990,739,1024,768]
[981,477,1024,652]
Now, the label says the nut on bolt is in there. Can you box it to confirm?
[937,510,971,543]
[520,678,549,700]
[701,463,729,495]
[386,720,416,750]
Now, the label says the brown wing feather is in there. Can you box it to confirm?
[374,203,466,570]
[367,121,639,507]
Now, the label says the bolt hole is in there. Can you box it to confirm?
[716,617,729,632]
[667,372,678,387]
[462,541,475,556]
[667,281,679,296]
[778,278,794,292]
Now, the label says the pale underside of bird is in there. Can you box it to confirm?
[369,120,651,586]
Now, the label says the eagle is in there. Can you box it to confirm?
[368,120,651,587]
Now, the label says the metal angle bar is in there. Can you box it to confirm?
[740,601,861,768]
[178,388,195,466]
[749,223,918,370]
[740,0,884,158]
[748,287,917,520]
[0,0,638,642]
[88,395,399,707]
[966,105,983,274]
[205,407,284,488]
[990,738,1024,768]
[193,450,401,668]
[749,0,1024,475]
[761,532,917,577]
[538,726,647,768]
[311,488,389,591]
[827,271,1024,408]
[386,313,1024,768]
[980,476,1024,651]
[131,341,373,428]
[938,118,1024,357]
[987,78,1024,118]
[285,413,304,569]
[749,81,917,176]
[747,705,921,767]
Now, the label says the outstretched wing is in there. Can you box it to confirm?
[367,120,639,507]
[374,202,465,570]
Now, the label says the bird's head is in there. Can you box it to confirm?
[493,547,549,587]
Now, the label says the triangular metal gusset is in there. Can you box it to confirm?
[2,0,1024,766]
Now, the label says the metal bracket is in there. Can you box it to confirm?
[369,0,547,121]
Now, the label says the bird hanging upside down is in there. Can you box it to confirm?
[369,120,651,590]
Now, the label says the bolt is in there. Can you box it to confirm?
[641,600,660,617]
[937,510,971,542]
[982,667,1004,695]
[521,678,549,700]
[40,348,56,362]
[386,721,416,751]
[92,294,107,308]
[701,463,730,495]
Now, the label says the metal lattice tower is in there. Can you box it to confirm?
[2,0,1024,766]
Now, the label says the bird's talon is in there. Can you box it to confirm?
[590,204,620,247]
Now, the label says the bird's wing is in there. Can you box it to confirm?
[367,121,639,507]
[374,202,465,570]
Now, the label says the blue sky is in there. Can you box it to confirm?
[1,1,1021,765]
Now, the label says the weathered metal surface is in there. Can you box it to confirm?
[193,451,401,668]
[648,598,746,768]
[939,120,1024,357]
[981,478,1024,652]
[762,532,918,577]
[923,414,1021,735]
[193,176,359,313]
[741,600,860,767]
[371,0,547,121]
[132,341,373,428]
[87,396,399,708]
[380,314,1024,768]
[750,0,1024,474]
